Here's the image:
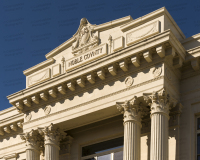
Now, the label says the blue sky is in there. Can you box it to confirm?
[0,0,200,111]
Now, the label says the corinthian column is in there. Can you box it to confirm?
[116,96,148,160]
[38,123,66,160]
[20,129,42,160]
[143,88,177,160]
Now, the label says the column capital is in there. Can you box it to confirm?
[116,96,149,123]
[38,123,66,148]
[143,88,177,117]
[20,129,42,151]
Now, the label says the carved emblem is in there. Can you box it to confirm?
[72,18,99,56]
[125,76,134,87]
[44,106,51,115]
[152,67,162,78]
[25,112,32,121]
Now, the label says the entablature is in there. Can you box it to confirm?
[7,29,186,114]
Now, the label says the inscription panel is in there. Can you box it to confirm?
[66,43,107,71]
[126,20,160,46]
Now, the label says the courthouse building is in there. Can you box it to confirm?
[1,7,200,160]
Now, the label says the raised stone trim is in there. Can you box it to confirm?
[126,20,160,46]
[23,76,164,125]
[8,30,185,108]
[23,58,55,76]
[27,68,51,87]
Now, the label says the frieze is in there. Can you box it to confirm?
[152,67,162,78]
[23,76,164,126]
[44,106,51,115]
[124,76,134,87]
[25,112,32,122]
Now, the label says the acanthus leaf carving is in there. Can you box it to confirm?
[38,123,66,147]
[143,88,177,117]
[20,129,43,151]
[116,96,149,123]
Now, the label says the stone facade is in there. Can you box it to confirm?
[0,7,200,160]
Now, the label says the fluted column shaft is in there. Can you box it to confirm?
[26,149,40,160]
[117,97,147,160]
[123,118,141,160]
[144,89,173,160]
[150,111,169,160]
[45,141,60,160]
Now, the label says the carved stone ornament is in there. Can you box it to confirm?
[38,123,66,147]
[20,129,43,151]
[116,96,149,123]
[72,18,99,56]
[44,106,51,115]
[125,76,134,87]
[25,112,32,121]
[143,88,177,118]
[152,67,162,78]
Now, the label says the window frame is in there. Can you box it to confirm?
[81,136,124,160]
[81,147,123,160]
[196,116,200,160]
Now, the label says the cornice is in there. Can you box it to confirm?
[45,16,132,59]
[23,58,55,76]
[3,153,17,159]
[181,33,200,44]
[120,7,185,39]
[23,76,164,126]
[94,16,132,31]
[7,30,184,112]
[0,142,24,151]
[0,106,16,116]
[0,113,23,126]
[185,46,200,62]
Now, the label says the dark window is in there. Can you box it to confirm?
[198,134,200,157]
[82,137,123,157]
[197,118,200,130]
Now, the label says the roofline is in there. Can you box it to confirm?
[120,7,185,39]
[23,58,55,76]
[45,16,133,59]
[181,33,200,44]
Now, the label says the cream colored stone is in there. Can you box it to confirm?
[52,64,61,77]
[1,6,200,160]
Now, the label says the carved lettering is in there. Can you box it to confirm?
[66,44,107,71]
